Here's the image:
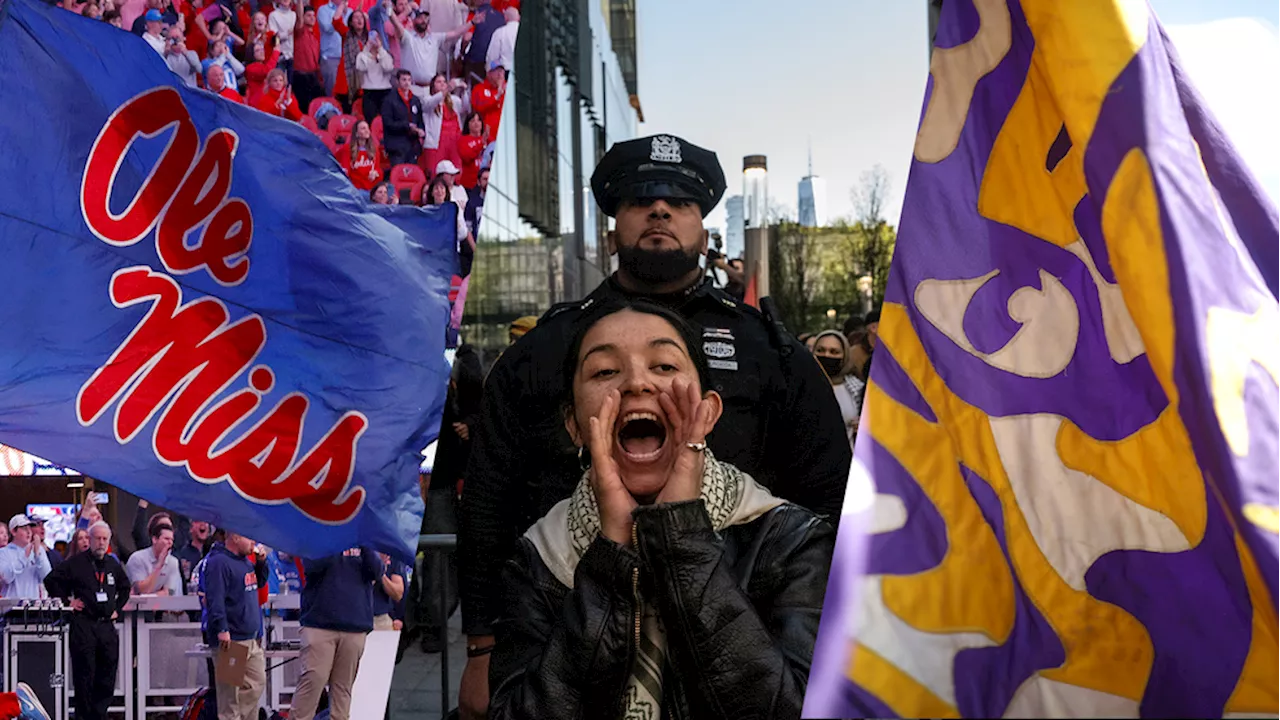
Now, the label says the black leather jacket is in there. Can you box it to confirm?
[461,276,851,635]
[488,500,835,720]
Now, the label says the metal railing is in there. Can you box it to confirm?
[418,533,457,720]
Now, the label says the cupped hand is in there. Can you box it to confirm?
[655,376,715,506]
[587,389,636,545]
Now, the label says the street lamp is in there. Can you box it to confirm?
[826,307,837,328]
[857,275,873,314]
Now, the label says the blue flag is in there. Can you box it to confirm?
[0,0,457,563]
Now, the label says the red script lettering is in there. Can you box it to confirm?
[78,89,371,524]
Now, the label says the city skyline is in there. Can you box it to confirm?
[634,0,1279,233]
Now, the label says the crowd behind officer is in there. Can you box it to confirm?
[456,134,853,718]
[44,521,130,720]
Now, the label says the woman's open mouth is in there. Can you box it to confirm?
[616,411,668,463]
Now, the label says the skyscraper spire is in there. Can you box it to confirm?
[807,138,813,177]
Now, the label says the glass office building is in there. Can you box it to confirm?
[460,0,641,360]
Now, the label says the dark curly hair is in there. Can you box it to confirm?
[561,299,714,412]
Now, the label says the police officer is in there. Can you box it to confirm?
[43,521,131,720]
[456,134,852,719]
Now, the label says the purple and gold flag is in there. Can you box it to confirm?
[805,0,1279,717]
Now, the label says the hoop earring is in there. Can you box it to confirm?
[578,445,590,471]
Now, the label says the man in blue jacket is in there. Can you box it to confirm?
[290,546,383,720]
[201,532,266,720]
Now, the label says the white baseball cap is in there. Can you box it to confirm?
[8,514,35,531]
[434,160,460,176]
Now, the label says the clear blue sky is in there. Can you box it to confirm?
[634,0,1280,234]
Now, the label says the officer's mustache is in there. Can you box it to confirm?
[616,243,701,284]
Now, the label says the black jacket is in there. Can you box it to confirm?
[488,500,833,720]
[380,89,424,161]
[459,277,852,634]
[44,551,131,622]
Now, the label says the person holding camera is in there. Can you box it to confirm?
[706,233,746,303]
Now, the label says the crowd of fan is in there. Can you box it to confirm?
[55,0,512,281]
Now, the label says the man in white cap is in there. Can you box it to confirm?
[0,514,52,598]
[434,159,469,210]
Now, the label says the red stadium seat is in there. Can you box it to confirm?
[390,164,427,204]
[300,115,319,134]
[308,96,341,118]
[329,113,358,147]
[370,115,384,145]
[320,133,340,156]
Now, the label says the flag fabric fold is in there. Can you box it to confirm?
[806,0,1279,717]
[0,0,458,563]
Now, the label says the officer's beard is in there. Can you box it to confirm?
[616,244,702,287]
[92,548,106,560]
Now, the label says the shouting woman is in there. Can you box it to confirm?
[488,299,834,720]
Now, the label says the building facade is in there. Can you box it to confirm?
[461,0,642,358]
[797,174,827,228]
[724,195,745,260]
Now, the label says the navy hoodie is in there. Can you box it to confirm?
[300,547,382,633]
[201,543,263,641]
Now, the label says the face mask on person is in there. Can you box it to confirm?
[817,355,844,378]
[614,245,701,286]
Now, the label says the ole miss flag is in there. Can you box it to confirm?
[0,0,458,563]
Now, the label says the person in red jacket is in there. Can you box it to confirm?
[243,41,279,107]
[344,120,382,191]
[332,8,370,115]
[457,111,487,190]
[244,10,276,57]
[470,61,505,140]
[205,64,245,103]
[256,68,303,120]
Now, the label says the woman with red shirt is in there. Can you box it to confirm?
[244,11,275,57]
[243,41,280,107]
[332,9,370,115]
[420,73,466,178]
[457,111,487,190]
[344,120,382,191]
[184,0,226,59]
[256,68,303,121]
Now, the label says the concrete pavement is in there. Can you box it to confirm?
[387,609,465,719]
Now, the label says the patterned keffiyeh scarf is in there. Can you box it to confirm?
[566,451,745,720]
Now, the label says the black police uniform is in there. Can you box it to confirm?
[457,134,853,638]
[44,550,131,720]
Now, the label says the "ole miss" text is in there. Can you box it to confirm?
[76,87,367,524]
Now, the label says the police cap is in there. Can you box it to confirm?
[590,135,726,218]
